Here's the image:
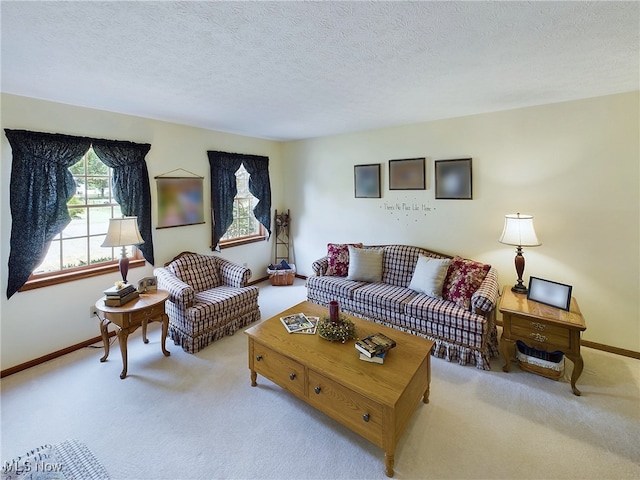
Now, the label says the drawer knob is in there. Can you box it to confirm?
[289,372,296,380]
[314,386,321,394]
[529,333,547,343]
[531,322,546,331]
[256,355,263,361]
[362,413,370,423]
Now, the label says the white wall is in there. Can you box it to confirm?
[1,93,285,370]
[283,92,639,352]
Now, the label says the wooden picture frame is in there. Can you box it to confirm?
[435,158,472,199]
[527,276,573,311]
[388,158,425,190]
[354,163,381,198]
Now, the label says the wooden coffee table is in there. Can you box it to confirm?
[245,301,434,477]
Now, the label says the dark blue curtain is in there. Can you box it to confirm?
[92,140,154,265]
[4,129,153,299]
[208,151,271,251]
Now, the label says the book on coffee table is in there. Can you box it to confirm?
[359,351,387,364]
[355,332,397,358]
[280,313,314,333]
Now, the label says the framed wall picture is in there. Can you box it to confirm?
[527,276,573,311]
[354,163,381,198]
[389,158,425,190]
[435,158,472,199]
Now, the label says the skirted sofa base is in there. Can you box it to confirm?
[307,244,500,370]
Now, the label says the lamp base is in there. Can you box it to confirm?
[511,283,528,294]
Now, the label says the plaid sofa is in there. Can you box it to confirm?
[154,252,260,353]
[307,245,500,370]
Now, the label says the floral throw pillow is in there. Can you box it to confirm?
[326,243,363,276]
[443,256,491,310]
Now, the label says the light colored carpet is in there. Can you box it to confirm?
[1,278,639,479]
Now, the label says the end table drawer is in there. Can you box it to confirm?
[511,317,570,348]
[252,343,305,397]
[130,304,165,323]
[307,369,383,446]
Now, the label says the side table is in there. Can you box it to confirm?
[95,289,171,379]
[498,286,587,396]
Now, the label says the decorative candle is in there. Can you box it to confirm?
[329,300,340,324]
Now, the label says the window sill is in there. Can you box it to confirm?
[219,236,266,249]
[19,259,146,292]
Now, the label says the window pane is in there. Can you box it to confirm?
[35,240,61,274]
[61,237,88,269]
[90,236,114,264]
[66,210,88,238]
[89,206,116,236]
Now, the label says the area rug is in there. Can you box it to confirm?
[1,439,109,480]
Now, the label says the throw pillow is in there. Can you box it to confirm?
[443,256,491,310]
[326,243,363,276]
[408,256,451,298]
[346,246,383,282]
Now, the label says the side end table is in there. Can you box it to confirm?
[498,286,587,396]
[95,289,171,379]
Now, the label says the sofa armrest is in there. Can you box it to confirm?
[154,267,195,308]
[472,266,499,315]
[216,257,251,287]
[312,256,329,276]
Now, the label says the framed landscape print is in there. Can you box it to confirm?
[435,158,472,199]
[354,163,381,198]
[389,158,425,190]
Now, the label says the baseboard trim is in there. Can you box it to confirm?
[581,340,640,360]
[1,332,115,378]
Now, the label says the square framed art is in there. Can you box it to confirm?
[435,158,472,199]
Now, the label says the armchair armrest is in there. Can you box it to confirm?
[312,256,329,276]
[216,257,251,287]
[154,267,195,308]
[472,267,499,315]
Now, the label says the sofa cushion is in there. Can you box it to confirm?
[443,256,491,310]
[347,246,383,282]
[168,254,222,293]
[408,256,451,298]
[381,244,449,287]
[352,282,416,314]
[326,243,363,276]
[306,275,367,300]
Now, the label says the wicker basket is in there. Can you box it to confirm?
[516,340,564,381]
[267,264,296,286]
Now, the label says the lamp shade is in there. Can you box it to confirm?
[499,213,541,247]
[101,217,144,248]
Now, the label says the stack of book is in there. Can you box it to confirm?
[355,332,397,364]
[103,284,139,307]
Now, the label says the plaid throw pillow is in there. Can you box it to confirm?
[443,256,491,310]
[326,243,363,276]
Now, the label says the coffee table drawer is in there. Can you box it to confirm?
[253,343,305,397]
[307,369,383,445]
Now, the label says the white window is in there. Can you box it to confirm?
[220,164,265,244]
[32,147,137,276]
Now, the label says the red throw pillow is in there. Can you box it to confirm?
[443,256,491,310]
[326,243,363,276]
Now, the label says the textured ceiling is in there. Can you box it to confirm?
[1,1,638,141]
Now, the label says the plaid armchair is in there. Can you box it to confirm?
[154,251,260,353]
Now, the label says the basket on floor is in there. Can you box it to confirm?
[267,264,296,286]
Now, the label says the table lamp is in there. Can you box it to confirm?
[101,216,144,284]
[499,213,541,294]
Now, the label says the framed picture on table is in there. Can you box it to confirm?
[527,276,572,311]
